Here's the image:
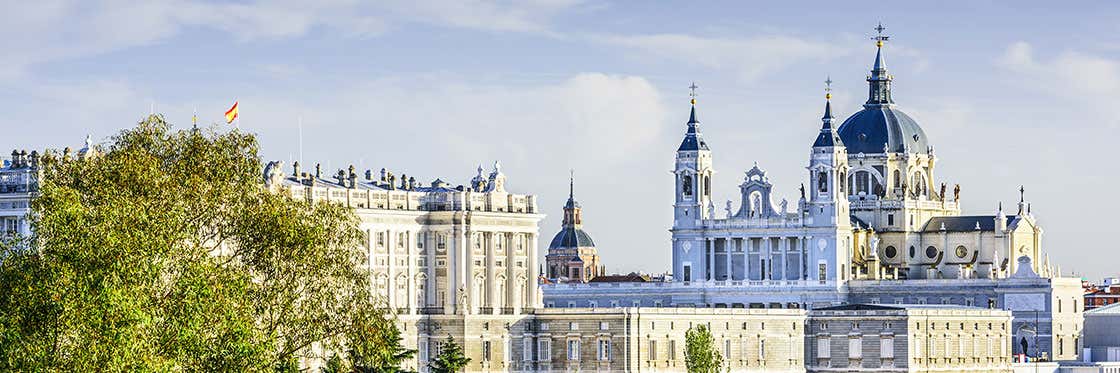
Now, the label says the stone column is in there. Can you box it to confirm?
[388,229,396,309]
[445,228,460,314]
[506,233,517,313]
[426,231,436,308]
[744,237,751,281]
[487,232,497,313]
[804,235,812,281]
[708,237,715,281]
[527,232,540,308]
[724,236,732,281]
[407,230,416,314]
[781,237,788,281]
[465,228,475,314]
[763,236,771,280]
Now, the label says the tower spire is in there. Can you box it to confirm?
[823,75,834,121]
[569,169,575,200]
[866,22,894,107]
[813,76,842,147]
[678,81,709,151]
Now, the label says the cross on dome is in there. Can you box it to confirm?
[688,81,699,105]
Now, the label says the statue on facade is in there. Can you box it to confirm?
[264,160,284,188]
[725,200,733,219]
[939,182,946,201]
[752,193,762,217]
[799,183,805,200]
[457,283,467,310]
[953,184,961,202]
[780,198,788,215]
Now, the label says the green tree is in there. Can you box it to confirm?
[0,115,402,371]
[684,324,723,373]
[428,335,470,373]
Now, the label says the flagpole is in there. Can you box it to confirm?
[298,116,304,168]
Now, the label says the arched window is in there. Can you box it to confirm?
[817,172,828,193]
[854,171,870,195]
[909,246,916,258]
[893,170,901,187]
[682,174,693,196]
[912,172,926,196]
[704,175,711,197]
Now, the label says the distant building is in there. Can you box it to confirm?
[807,304,1014,372]
[1,136,96,238]
[588,273,651,283]
[1085,279,1120,311]
[543,176,601,283]
[1083,303,1120,362]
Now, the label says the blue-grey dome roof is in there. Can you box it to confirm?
[836,106,928,154]
[549,227,596,249]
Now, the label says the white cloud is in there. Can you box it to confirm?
[0,0,585,78]
[596,33,849,81]
[998,41,1120,113]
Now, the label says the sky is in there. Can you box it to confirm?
[2,0,1118,281]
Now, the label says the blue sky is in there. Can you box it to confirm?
[2,1,1118,280]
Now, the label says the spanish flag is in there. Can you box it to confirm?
[224,101,239,124]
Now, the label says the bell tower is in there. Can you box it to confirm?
[805,79,853,283]
[807,78,851,227]
[671,83,714,282]
[673,82,714,228]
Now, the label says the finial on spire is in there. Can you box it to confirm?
[873,22,889,48]
[569,169,575,199]
[824,75,833,100]
[688,81,699,105]
[1019,185,1025,202]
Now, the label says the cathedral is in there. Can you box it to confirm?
[544,175,602,283]
[670,30,1042,285]
[544,26,1084,362]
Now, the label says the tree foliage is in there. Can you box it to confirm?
[684,324,723,373]
[428,335,470,373]
[0,115,407,371]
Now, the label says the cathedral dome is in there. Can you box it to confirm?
[837,107,928,154]
[549,174,596,249]
[548,228,595,249]
[835,31,930,155]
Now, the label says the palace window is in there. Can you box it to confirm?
[881,337,894,359]
[567,339,580,361]
[538,339,551,361]
[483,340,491,362]
[598,340,611,361]
[649,340,658,361]
[818,337,831,358]
[523,338,533,361]
[849,337,862,359]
